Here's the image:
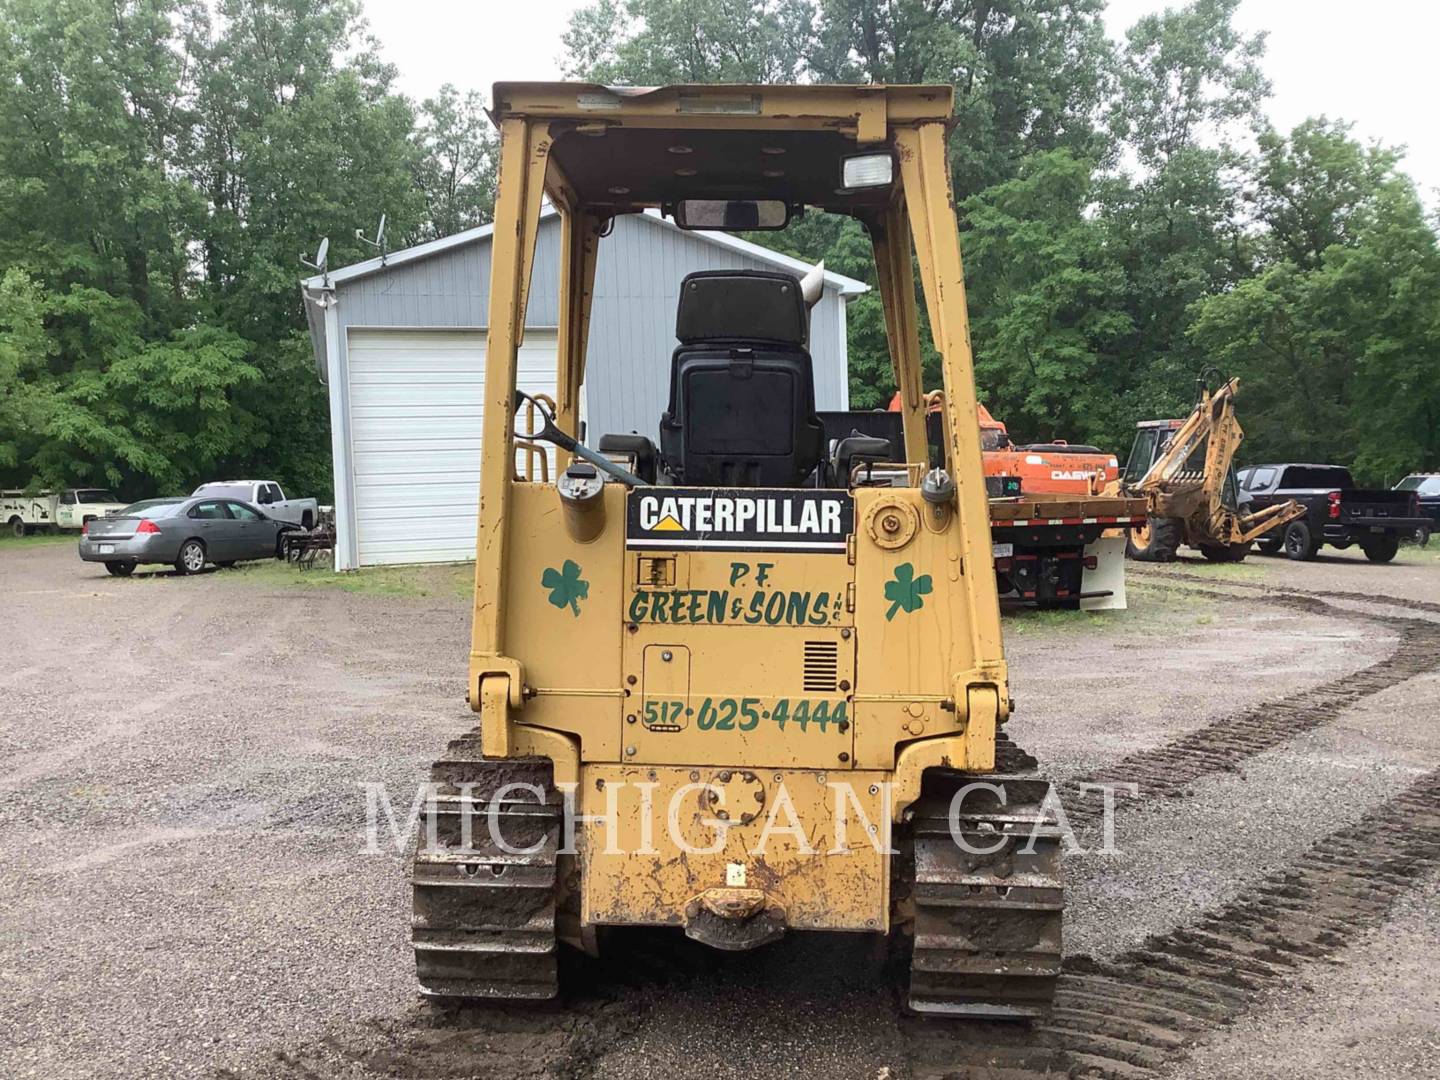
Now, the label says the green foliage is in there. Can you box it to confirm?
[3,0,1438,501]
[413,85,498,240]
[561,0,813,83]
[0,0,489,499]
[1190,164,1440,484]
[808,0,1114,195]
[961,150,1131,444]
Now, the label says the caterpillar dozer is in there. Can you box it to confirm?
[1119,374,1303,562]
[410,81,1062,1019]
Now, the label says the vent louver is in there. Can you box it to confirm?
[803,640,839,693]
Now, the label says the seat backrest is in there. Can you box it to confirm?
[660,271,824,487]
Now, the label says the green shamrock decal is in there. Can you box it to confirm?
[883,562,933,621]
[542,559,589,616]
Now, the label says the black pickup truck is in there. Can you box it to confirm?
[1237,463,1428,562]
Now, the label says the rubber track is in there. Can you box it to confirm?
[1056,607,1440,826]
[903,767,1440,1078]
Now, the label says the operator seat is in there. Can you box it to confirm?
[658,270,825,487]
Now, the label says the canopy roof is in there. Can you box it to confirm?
[491,82,955,217]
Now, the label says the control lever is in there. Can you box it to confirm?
[513,391,647,488]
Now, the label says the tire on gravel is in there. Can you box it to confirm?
[105,561,136,577]
[174,538,206,575]
[1361,535,1400,563]
[1126,516,1182,562]
[1283,521,1319,561]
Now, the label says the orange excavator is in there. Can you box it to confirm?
[890,394,1119,497]
[816,394,1144,610]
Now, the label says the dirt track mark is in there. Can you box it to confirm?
[1059,596,1440,825]
[1133,565,1440,617]
[903,767,1440,1079]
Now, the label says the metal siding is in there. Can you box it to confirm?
[324,213,851,566]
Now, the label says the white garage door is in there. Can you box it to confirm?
[346,328,560,566]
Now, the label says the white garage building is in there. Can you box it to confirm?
[301,209,867,570]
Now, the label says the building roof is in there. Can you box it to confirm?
[300,207,869,298]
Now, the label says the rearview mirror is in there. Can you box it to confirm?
[673,199,790,230]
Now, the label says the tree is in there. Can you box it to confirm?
[561,0,813,84]
[413,85,498,240]
[178,0,423,499]
[1190,168,1440,484]
[0,0,431,498]
[0,269,56,476]
[1248,118,1401,270]
[961,150,1130,443]
[0,0,203,328]
[809,0,1114,195]
[1098,0,1269,432]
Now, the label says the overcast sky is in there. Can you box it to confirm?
[363,0,1440,200]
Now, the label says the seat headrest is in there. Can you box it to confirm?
[675,270,807,346]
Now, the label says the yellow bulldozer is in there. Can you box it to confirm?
[1119,375,1303,562]
[410,81,1061,1019]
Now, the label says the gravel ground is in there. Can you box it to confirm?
[1172,872,1440,1080]
[1,541,1436,1079]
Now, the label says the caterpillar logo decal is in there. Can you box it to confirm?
[627,489,854,553]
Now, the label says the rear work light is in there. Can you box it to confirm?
[1327,491,1342,520]
[135,519,161,535]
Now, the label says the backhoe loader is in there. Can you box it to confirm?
[410,81,1061,1019]
[1119,375,1303,562]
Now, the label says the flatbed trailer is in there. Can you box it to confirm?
[819,411,1145,610]
[989,493,1148,611]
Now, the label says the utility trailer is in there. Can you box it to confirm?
[2,490,54,536]
[987,493,1146,611]
[3,488,129,536]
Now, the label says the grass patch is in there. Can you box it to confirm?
[225,558,474,599]
[1003,578,1217,637]
[1182,558,1269,581]
[1391,544,1440,566]
[0,530,76,547]
[1004,604,1130,637]
[1109,577,1220,631]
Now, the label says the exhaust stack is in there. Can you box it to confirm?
[799,261,825,308]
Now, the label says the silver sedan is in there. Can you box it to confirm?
[79,496,296,576]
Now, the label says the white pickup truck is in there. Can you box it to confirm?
[3,488,130,535]
[191,480,319,529]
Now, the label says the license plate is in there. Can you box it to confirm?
[1370,526,1385,534]
[992,542,1014,558]
[98,543,115,553]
